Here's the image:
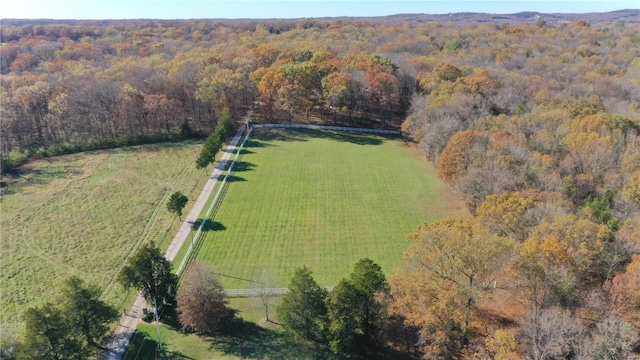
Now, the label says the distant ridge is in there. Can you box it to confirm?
[2,9,639,25]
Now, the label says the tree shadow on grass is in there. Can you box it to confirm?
[253,128,397,146]
[191,219,227,232]
[2,165,83,196]
[222,160,255,172]
[209,319,341,360]
[232,160,256,172]
[252,129,309,143]
[122,330,157,360]
[310,130,394,146]
[223,174,246,183]
[123,329,196,360]
[243,139,277,148]
[232,148,256,155]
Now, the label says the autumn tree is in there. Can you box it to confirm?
[276,266,327,342]
[610,254,640,313]
[196,66,244,114]
[477,191,537,241]
[390,218,513,356]
[485,329,518,360]
[322,71,355,122]
[436,129,485,183]
[514,234,573,339]
[255,68,286,120]
[529,214,611,283]
[177,262,233,335]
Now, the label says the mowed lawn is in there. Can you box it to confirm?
[1,141,208,333]
[196,129,468,289]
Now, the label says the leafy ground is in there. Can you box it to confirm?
[194,129,468,289]
[0,141,209,334]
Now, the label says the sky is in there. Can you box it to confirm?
[3,0,638,20]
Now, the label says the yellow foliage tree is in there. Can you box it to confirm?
[390,218,514,356]
[477,192,537,241]
[485,329,519,360]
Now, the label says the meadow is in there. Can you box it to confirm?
[0,141,209,333]
[194,128,468,289]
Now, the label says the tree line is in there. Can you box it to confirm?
[1,19,419,173]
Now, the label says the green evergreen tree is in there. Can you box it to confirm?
[349,258,387,341]
[216,108,236,142]
[277,266,327,341]
[195,134,221,170]
[327,258,388,354]
[327,279,360,354]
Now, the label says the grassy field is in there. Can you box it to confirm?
[0,141,210,334]
[194,128,468,289]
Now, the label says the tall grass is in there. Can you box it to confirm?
[1,141,208,334]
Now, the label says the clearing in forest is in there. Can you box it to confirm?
[194,128,468,289]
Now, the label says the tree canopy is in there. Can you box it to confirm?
[166,191,189,219]
[117,243,178,307]
[177,262,233,335]
[276,266,327,342]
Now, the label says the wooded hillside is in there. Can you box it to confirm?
[2,14,639,358]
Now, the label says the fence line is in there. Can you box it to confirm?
[253,123,400,135]
[224,286,334,297]
[175,127,253,276]
[224,288,289,296]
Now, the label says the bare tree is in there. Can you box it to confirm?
[254,268,278,323]
[578,316,639,360]
[521,307,584,360]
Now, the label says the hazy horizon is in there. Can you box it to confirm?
[3,0,638,20]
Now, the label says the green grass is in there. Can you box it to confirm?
[195,129,468,289]
[0,141,210,334]
[123,297,339,360]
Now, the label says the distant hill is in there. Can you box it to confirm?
[358,9,640,24]
[2,9,639,25]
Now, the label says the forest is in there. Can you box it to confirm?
[1,12,640,359]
